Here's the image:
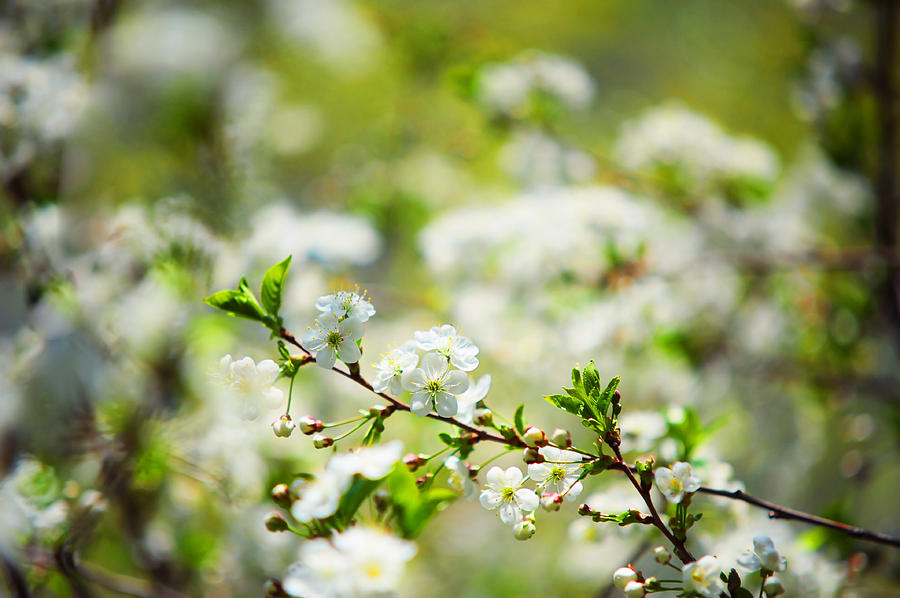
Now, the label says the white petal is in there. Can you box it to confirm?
[409,392,432,417]
[450,352,479,372]
[564,481,583,500]
[388,376,404,396]
[485,466,504,485]
[433,392,459,418]
[421,352,448,379]
[527,463,551,480]
[256,359,281,385]
[514,488,539,512]
[503,466,524,486]
[737,551,761,571]
[480,490,500,510]
[338,340,361,364]
[262,386,284,409]
[401,368,426,391]
[340,317,363,341]
[315,346,336,369]
[498,503,521,525]
[442,370,469,394]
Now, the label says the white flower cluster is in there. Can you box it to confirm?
[476,51,595,116]
[282,526,416,598]
[614,103,780,187]
[370,324,483,419]
[499,129,596,188]
[217,355,284,420]
[303,289,375,369]
[290,441,403,523]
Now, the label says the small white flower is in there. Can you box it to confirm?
[371,342,419,395]
[290,471,349,523]
[479,466,539,525]
[217,355,284,418]
[413,324,479,371]
[327,440,403,481]
[400,352,469,417]
[302,315,364,369]
[682,555,724,598]
[272,415,296,438]
[527,446,584,501]
[454,373,491,424]
[444,455,475,499]
[315,289,376,323]
[654,461,701,504]
[737,535,787,573]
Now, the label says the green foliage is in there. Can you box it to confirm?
[361,415,386,446]
[545,362,621,437]
[260,255,292,318]
[203,277,268,324]
[438,432,475,458]
[386,465,456,538]
[336,477,382,526]
[513,404,526,436]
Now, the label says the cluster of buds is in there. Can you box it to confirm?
[613,566,644,597]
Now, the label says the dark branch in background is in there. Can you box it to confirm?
[279,327,900,554]
[697,486,900,549]
[1,554,31,598]
[872,0,900,354]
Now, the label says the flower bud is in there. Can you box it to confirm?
[272,415,296,438]
[404,453,427,471]
[522,447,544,464]
[613,567,637,589]
[523,426,548,448]
[540,492,563,512]
[312,434,333,449]
[271,483,292,508]
[368,404,387,417]
[264,512,289,532]
[550,428,572,447]
[415,473,433,488]
[473,410,494,427]
[467,464,480,479]
[653,545,670,564]
[763,576,785,597]
[513,518,536,540]
[623,580,645,598]
[577,503,594,516]
[298,416,323,435]
[373,489,391,514]
[264,578,287,598]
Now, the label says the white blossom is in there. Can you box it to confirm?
[527,446,584,501]
[737,535,787,573]
[400,352,469,417]
[327,440,403,481]
[216,355,283,419]
[682,555,725,598]
[654,461,701,504]
[454,373,491,424]
[371,342,419,395]
[444,455,475,499]
[479,466,539,525]
[413,324,479,371]
[302,315,363,369]
[289,471,348,523]
[315,289,375,322]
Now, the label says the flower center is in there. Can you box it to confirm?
[550,466,567,481]
[668,478,683,493]
[424,380,443,394]
[501,487,516,501]
[363,562,382,580]
[326,330,343,346]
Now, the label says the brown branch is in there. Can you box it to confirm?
[280,328,526,449]
[697,486,900,549]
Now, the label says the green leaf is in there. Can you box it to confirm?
[596,375,621,419]
[571,367,585,397]
[361,415,384,446]
[260,255,292,317]
[513,404,526,435]
[544,393,583,417]
[386,465,455,538]
[203,288,266,322]
[582,361,601,399]
[336,477,381,524]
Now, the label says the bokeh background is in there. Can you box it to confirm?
[1,0,899,596]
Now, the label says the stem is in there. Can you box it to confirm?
[285,371,297,415]
[331,417,373,442]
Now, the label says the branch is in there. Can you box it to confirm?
[279,328,526,449]
[697,486,900,549]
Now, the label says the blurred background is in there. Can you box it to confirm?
[1,0,899,596]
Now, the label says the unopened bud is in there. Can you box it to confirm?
[473,410,494,427]
[368,404,387,417]
[523,426,548,448]
[403,453,427,471]
[523,447,544,464]
[373,489,391,514]
[467,464,480,479]
[540,492,563,512]
[763,576,785,597]
[264,512,289,532]
[415,473,433,488]
[272,415,296,438]
[264,578,287,598]
[299,416,323,435]
[577,503,594,516]
[613,567,637,589]
[653,545,670,564]
[312,434,333,449]
[623,580,645,598]
[550,428,572,447]
[513,518,536,540]
[271,483,292,508]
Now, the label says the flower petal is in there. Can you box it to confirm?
[442,370,470,394]
[421,352,448,379]
[401,368,426,392]
[433,392,459,418]
[498,503,521,525]
[409,392,432,417]
[315,346,336,369]
[514,488,539,512]
[338,340,361,364]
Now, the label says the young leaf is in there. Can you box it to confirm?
[361,415,384,446]
[336,477,381,524]
[544,393,583,417]
[203,289,266,322]
[571,367,585,397]
[513,404,526,435]
[260,255,292,317]
[582,361,601,399]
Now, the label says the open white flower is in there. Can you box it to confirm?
[290,471,349,523]
[455,373,491,424]
[654,461,701,504]
[327,440,403,480]
[479,466,539,525]
[527,446,584,501]
[413,324,479,371]
[400,352,469,417]
[444,455,475,499]
[371,342,419,395]
[302,315,363,369]
[217,355,283,418]
[682,555,724,598]
[737,535,787,572]
[315,289,376,323]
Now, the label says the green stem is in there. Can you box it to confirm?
[332,417,373,442]
[285,371,297,414]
